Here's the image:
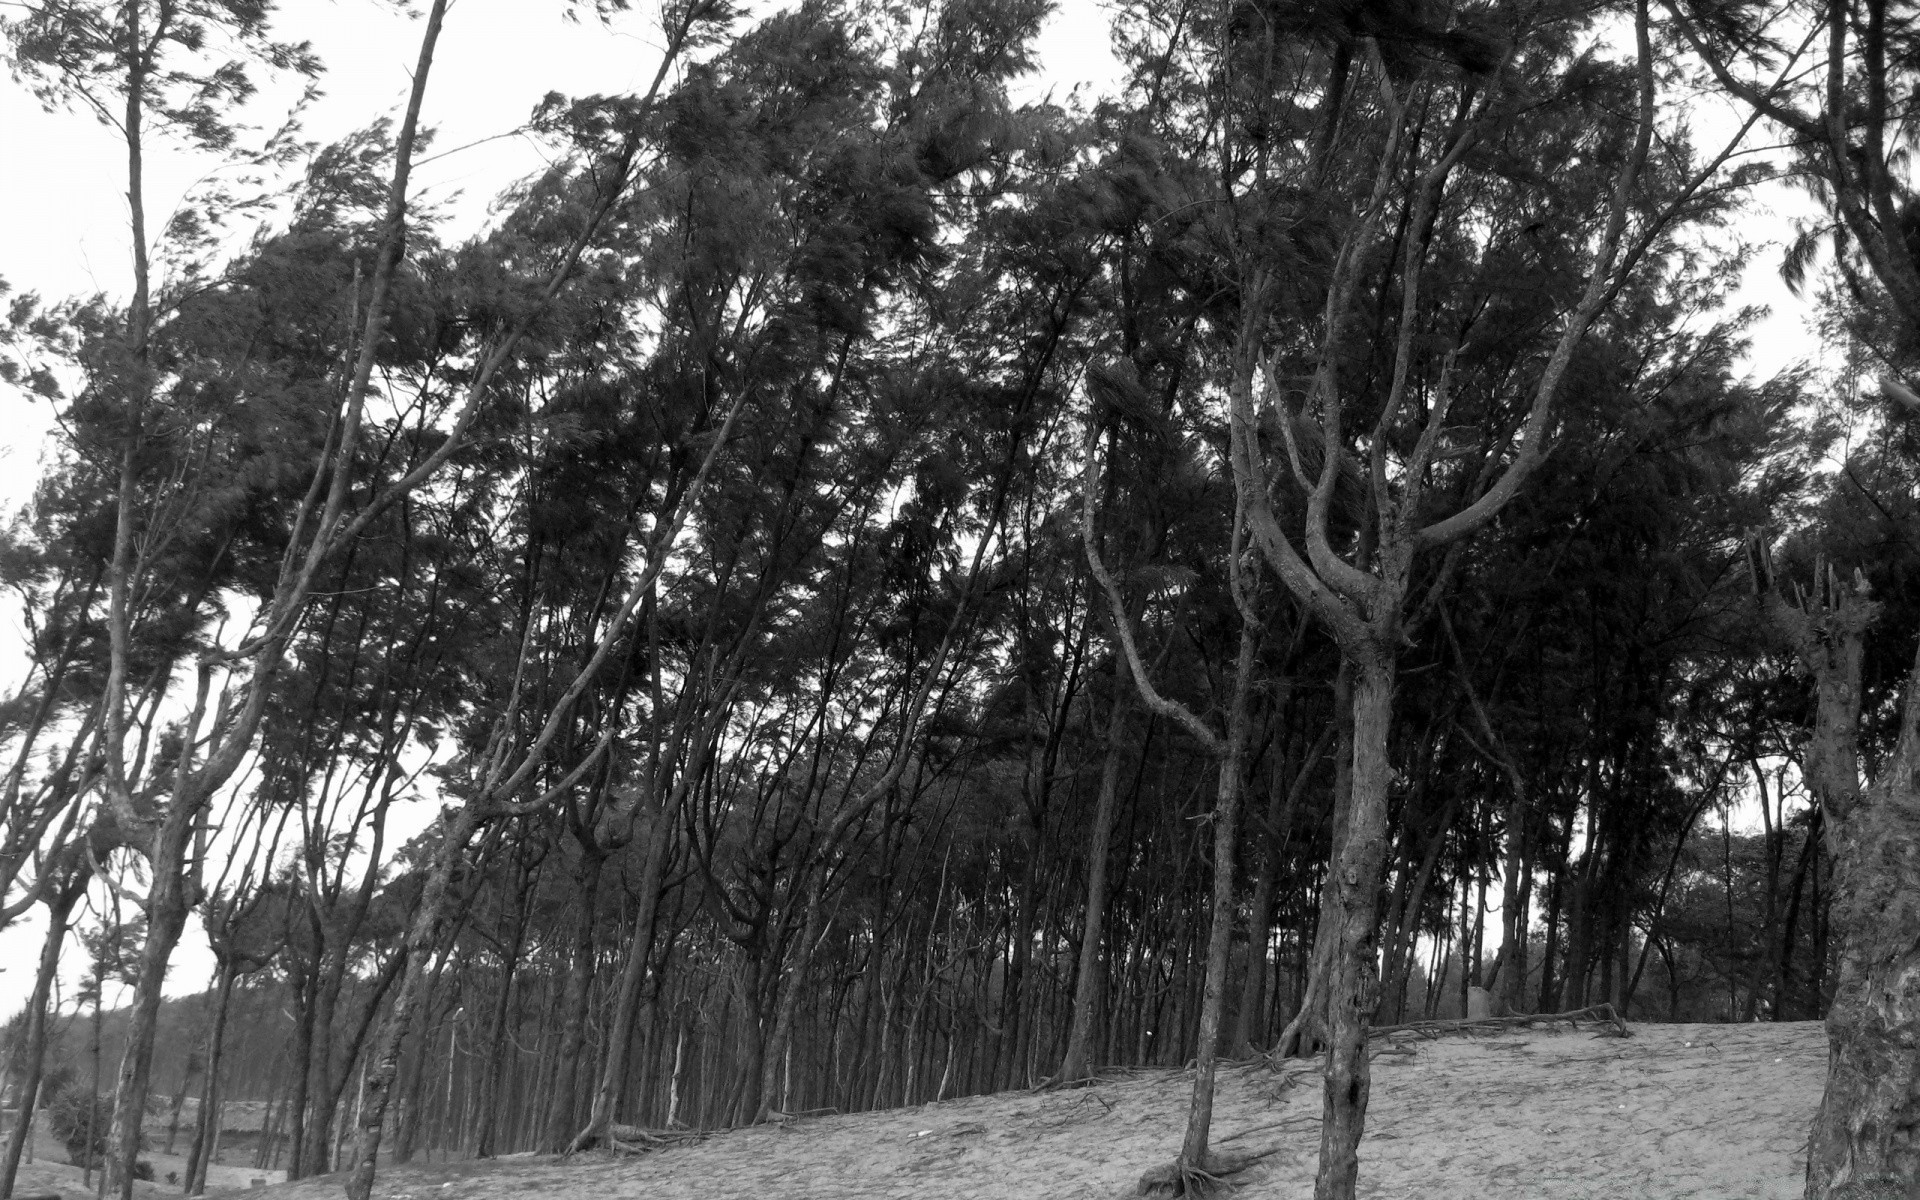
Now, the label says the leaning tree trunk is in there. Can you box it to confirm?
[1,873,84,1199]
[1314,651,1396,1200]
[345,804,482,1200]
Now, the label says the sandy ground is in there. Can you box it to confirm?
[4,1110,283,1199]
[200,1020,1826,1200]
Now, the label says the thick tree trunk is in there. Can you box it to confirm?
[1752,553,1920,1197]
[1313,652,1395,1200]
[1804,651,1920,1196]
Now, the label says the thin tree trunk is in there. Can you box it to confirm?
[473,867,534,1157]
[185,965,238,1196]
[0,874,84,1200]
[162,1045,201,1157]
[1176,618,1255,1173]
[108,801,201,1199]
[1234,724,1326,1054]
[1057,668,1129,1084]
[344,803,480,1200]
[1774,813,1820,1021]
[568,793,674,1149]
[544,846,604,1151]
[1380,793,1459,1024]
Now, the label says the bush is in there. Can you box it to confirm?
[44,1086,109,1166]
[132,1159,154,1182]
[43,1085,145,1168]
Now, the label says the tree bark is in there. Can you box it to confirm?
[1803,640,1920,1194]
[1750,548,1920,1197]
[1313,652,1395,1200]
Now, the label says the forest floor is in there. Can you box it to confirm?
[200,1020,1824,1200]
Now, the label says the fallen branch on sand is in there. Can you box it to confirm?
[606,1124,713,1154]
[768,1107,839,1124]
[1366,1002,1631,1041]
[1215,1116,1319,1145]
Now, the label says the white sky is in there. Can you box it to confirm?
[0,1,1823,1022]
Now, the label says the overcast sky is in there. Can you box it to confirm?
[0,0,1824,1021]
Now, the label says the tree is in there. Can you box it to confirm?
[1672,0,1920,1187]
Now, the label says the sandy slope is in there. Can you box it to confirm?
[206,1020,1827,1200]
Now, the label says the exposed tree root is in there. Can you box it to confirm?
[1135,1148,1281,1196]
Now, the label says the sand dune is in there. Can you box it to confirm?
[206,1020,1827,1200]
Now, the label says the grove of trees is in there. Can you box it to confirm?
[1,0,1916,1197]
